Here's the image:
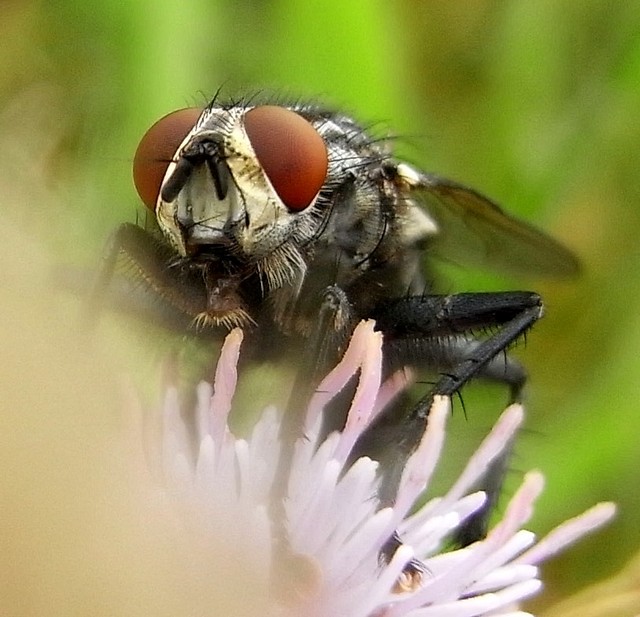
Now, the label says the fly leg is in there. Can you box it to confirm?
[386,292,542,422]
[271,285,357,563]
[374,291,541,401]
[81,222,214,334]
[82,223,178,328]
[279,285,357,452]
[425,335,528,403]
[359,291,543,545]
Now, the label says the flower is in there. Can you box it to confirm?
[147,321,615,617]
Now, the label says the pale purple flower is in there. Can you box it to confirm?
[150,320,615,617]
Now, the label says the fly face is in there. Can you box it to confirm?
[166,106,326,256]
[134,104,342,300]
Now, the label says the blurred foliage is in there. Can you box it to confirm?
[2,0,639,611]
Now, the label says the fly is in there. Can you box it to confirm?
[87,95,579,545]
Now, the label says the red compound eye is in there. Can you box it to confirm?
[244,105,328,211]
[133,108,202,210]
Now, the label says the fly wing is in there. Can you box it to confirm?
[399,165,580,278]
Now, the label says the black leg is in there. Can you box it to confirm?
[357,291,542,544]
[373,291,541,399]
[412,302,541,411]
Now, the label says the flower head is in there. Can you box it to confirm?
[148,321,614,616]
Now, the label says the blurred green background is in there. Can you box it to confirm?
[3,0,639,611]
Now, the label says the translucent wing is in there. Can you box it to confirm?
[399,165,580,278]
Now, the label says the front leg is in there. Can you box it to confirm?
[82,222,252,334]
[82,222,201,332]
[271,284,357,554]
[280,284,357,444]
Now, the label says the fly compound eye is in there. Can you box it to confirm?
[133,108,202,210]
[244,106,328,211]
